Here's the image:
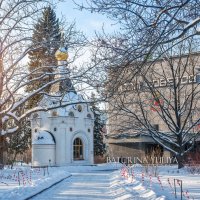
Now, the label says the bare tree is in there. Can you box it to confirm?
[0,0,89,164]
[73,0,200,80]
[75,0,200,64]
[73,0,200,97]
[73,0,200,168]
[107,41,200,169]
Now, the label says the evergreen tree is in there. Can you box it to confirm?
[26,6,61,108]
[5,119,31,168]
[91,94,106,156]
[4,103,31,168]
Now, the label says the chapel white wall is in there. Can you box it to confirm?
[31,103,94,166]
[32,144,55,166]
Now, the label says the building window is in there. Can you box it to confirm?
[54,127,57,131]
[69,112,74,117]
[70,127,73,132]
[77,105,82,112]
[52,111,58,117]
[145,144,163,158]
[73,138,84,160]
[35,129,37,133]
[88,128,91,133]
[87,113,92,118]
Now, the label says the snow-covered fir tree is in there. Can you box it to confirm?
[26,6,61,108]
[91,94,106,156]
[5,120,31,168]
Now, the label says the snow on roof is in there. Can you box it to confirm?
[32,130,55,145]
[62,91,84,102]
[43,92,85,106]
[39,91,88,117]
[51,92,85,114]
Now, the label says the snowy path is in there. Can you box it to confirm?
[1,165,199,199]
[30,170,143,200]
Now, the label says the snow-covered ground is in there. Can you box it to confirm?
[120,164,200,200]
[0,165,71,200]
[0,163,199,200]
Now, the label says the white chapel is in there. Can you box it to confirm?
[31,47,94,166]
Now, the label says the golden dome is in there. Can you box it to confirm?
[55,47,68,61]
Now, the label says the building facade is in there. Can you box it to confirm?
[31,47,94,166]
[105,53,200,163]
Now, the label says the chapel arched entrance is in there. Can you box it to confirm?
[73,138,84,160]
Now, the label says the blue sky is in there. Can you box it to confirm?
[56,0,117,38]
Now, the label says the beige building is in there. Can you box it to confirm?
[105,53,200,163]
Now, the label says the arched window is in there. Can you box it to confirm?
[73,138,83,160]
[87,113,92,118]
[77,105,82,112]
[69,112,74,117]
[52,111,58,117]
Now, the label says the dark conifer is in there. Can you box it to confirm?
[91,94,106,156]
[26,6,61,108]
